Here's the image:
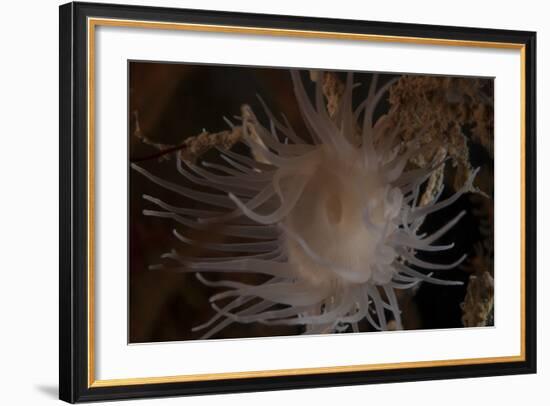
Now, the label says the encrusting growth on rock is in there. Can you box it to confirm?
[461,270,494,327]
[387,75,493,193]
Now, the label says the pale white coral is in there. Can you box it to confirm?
[133,70,476,338]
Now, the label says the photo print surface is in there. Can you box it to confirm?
[129,62,494,343]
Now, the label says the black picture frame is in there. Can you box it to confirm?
[59,1,537,403]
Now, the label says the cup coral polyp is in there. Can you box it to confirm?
[133,70,477,338]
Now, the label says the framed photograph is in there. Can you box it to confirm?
[59,1,536,403]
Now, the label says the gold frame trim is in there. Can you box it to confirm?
[87,17,527,388]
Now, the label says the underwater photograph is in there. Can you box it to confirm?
[128,62,494,343]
